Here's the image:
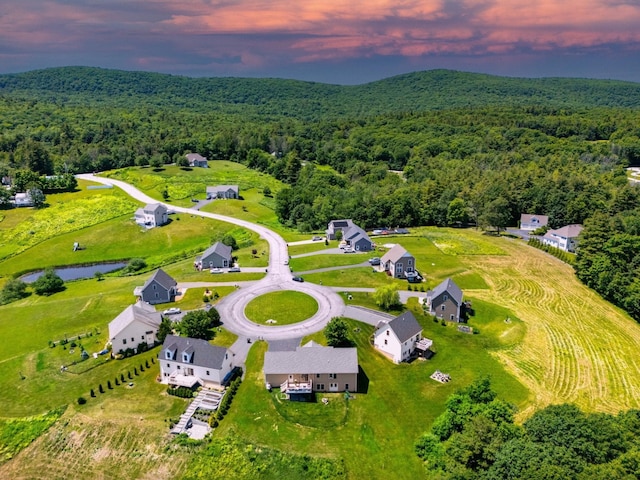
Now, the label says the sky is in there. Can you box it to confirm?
[2,0,640,85]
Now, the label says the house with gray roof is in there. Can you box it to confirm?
[206,185,239,200]
[160,335,234,388]
[185,153,209,168]
[380,244,416,279]
[425,278,464,322]
[134,269,178,305]
[264,341,358,399]
[326,219,373,251]
[520,213,549,231]
[134,203,168,228]
[196,241,233,270]
[374,311,429,363]
[109,301,162,356]
[542,224,583,253]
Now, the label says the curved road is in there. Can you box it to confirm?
[77,174,346,341]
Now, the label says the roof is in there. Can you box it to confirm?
[385,311,422,343]
[207,185,239,193]
[264,341,358,375]
[546,224,583,239]
[520,213,549,224]
[162,335,228,370]
[200,241,233,260]
[143,203,167,213]
[428,278,463,305]
[380,244,413,264]
[185,153,207,161]
[344,225,372,245]
[143,269,177,291]
[109,301,161,340]
[329,219,354,229]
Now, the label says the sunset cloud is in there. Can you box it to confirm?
[0,0,639,83]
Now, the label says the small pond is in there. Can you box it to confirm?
[21,262,128,283]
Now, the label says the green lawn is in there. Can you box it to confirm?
[216,307,530,479]
[290,253,368,272]
[288,240,337,256]
[245,291,319,325]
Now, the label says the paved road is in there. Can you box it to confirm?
[77,174,346,353]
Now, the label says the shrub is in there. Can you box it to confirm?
[32,269,65,296]
[134,367,138,375]
[125,258,147,274]
[90,389,95,398]
[99,384,104,393]
[0,278,29,305]
[77,397,87,405]
[107,380,112,389]
[115,378,120,386]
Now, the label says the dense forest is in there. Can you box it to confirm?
[2,67,640,321]
[415,378,640,479]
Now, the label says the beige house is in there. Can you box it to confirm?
[374,311,430,363]
[263,341,358,399]
[108,301,162,355]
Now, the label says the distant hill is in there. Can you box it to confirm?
[1,67,639,119]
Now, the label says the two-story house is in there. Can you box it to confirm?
[424,277,464,322]
[374,311,429,363]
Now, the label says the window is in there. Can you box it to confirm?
[153,285,157,290]
[345,384,349,391]
[182,353,190,363]
[384,339,388,345]
[316,374,320,378]
[131,337,135,342]
[450,314,454,320]
[386,330,389,336]
[166,363,170,368]
[177,365,180,370]
[443,295,448,301]
[441,305,445,311]
[206,370,210,376]
[141,336,144,340]
[165,351,172,360]
[329,373,336,379]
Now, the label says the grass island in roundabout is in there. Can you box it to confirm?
[244,290,319,326]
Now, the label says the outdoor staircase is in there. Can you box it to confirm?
[171,390,205,434]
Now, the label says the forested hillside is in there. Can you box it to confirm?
[1,67,640,321]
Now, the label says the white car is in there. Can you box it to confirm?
[210,268,223,274]
[163,307,181,315]
[228,266,241,273]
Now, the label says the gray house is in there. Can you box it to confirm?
[425,278,464,322]
[134,269,178,305]
[196,241,233,270]
[185,153,209,168]
[380,244,416,279]
[160,335,234,388]
[326,219,373,251]
[206,185,239,200]
[264,341,358,399]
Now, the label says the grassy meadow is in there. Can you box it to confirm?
[245,290,319,325]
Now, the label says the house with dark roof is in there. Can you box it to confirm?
[134,203,168,228]
[520,213,549,231]
[160,335,234,388]
[326,219,373,251]
[373,311,430,363]
[425,278,464,322]
[185,153,209,168]
[263,341,358,399]
[134,269,178,305]
[380,244,416,279]
[542,224,583,252]
[109,301,163,355]
[196,241,233,270]
[206,185,239,200]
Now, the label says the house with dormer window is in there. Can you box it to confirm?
[160,335,234,388]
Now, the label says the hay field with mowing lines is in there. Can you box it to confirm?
[464,237,640,416]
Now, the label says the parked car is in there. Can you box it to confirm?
[228,266,241,272]
[163,307,181,315]
[292,276,304,282]
[372,229,383,235]
[312,236,323,241]
[210,268,223,274]
[369,257,381,265]
[395,228,410,234]
[343,248,356,253]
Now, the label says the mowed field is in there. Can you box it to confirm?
[464,236,640,416]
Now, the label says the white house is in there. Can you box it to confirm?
[160,335,234,388]
[134,203,168,228]
[520,213,549,231]
[542,224,583,253]
[374,311,430,363]
[108,302,163,355]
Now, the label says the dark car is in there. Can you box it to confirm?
[292,276,304,282]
